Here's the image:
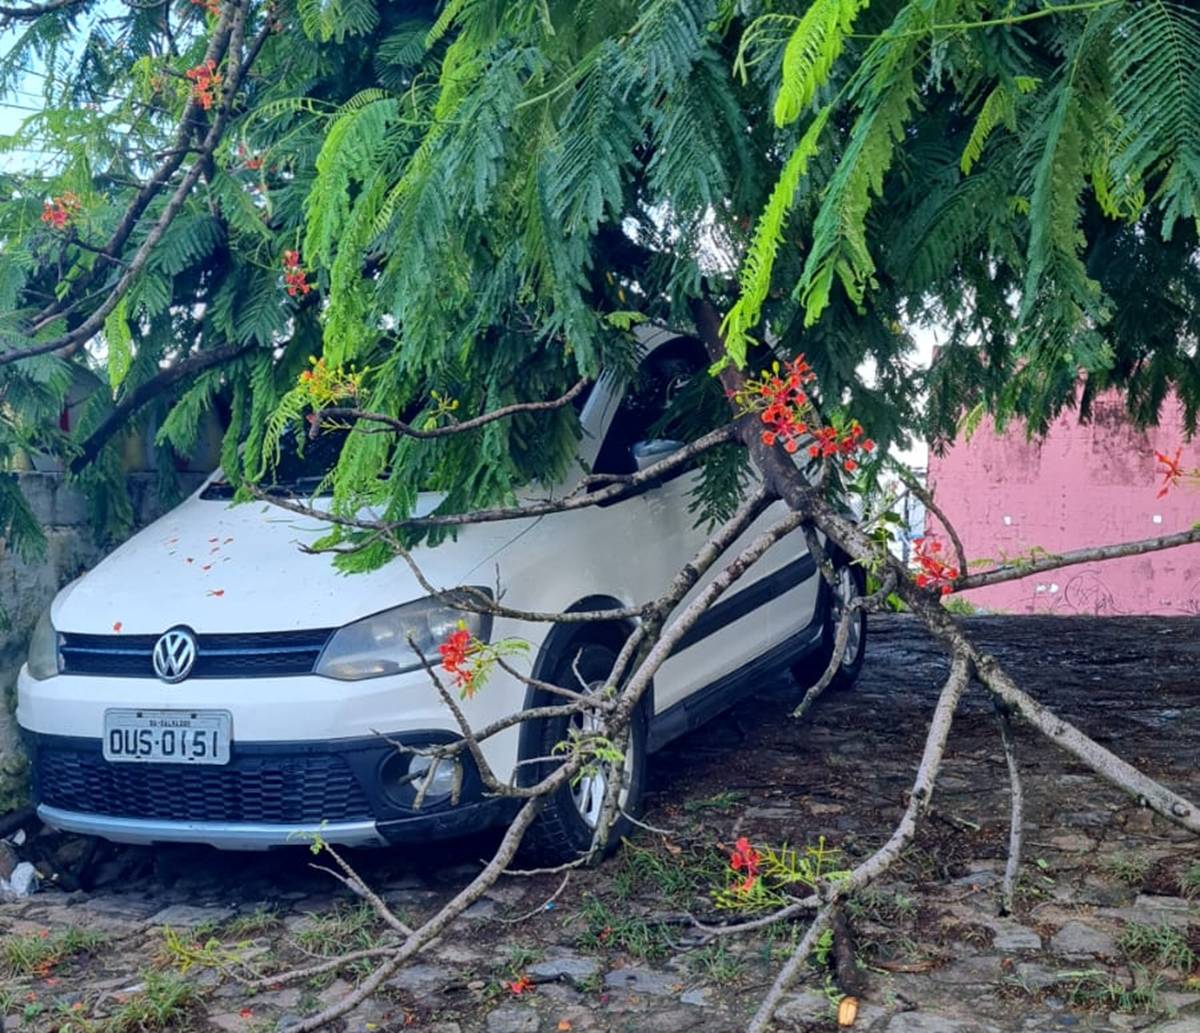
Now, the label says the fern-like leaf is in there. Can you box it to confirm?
[721,106,830,367]
[1110,0,1200,237]
[772,0,868,127]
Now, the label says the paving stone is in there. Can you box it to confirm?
[316,978,352,1005]
[887,1014,1002,1033]
[1047,833,1095,852]
[387,962,452,996]
[343,1000,392,1033]
[1013,962,1066,991]
[1158,991,1200,1012]
[776,991,833,1025]
[635,1008,727,1032]
[1147,1020,1200,1033]
[1050,920,1117,956]
[680,987,709,1006]
[928,955,1006,985]
[603,965,682,996]
[1131,895,1196,927]
[383,888,443,909]
[485,1005,539,1033]
[992,919,1042,951]
[484,882,529,905]
[463,898,498,919]
[65,894,161,932]
[435,943,483,964]
[146,903,234,928]
[528,953,602,985]
[254,987,302,1010]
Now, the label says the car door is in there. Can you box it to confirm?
[583,338,820,718]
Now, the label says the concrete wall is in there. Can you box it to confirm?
[927,393,1200,615]
[0,472,206,811]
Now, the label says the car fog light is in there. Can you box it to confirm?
[379,750,461,806]
[408,754,460,801]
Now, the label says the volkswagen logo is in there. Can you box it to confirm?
[152,627,197,683]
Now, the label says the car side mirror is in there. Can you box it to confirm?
[631,439,684,473]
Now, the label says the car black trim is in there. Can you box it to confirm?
[22,728,495,832]
[670,553,817,654]
[647,601,827,752]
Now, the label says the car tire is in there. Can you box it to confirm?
[518,641,648,867]
[792,552,868,693]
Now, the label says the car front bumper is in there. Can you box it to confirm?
[24,729,518,851]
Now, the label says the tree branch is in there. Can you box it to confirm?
[252,423,738,531]
[891,463,968,577]
[2,1,267,367]
[747,654,973,1033]
[957,526,1200,591]
[315,378,589,440]
[29,3,239,329]
[0,0,85,17]
[69,341,254,472]
[997,709,1023,916]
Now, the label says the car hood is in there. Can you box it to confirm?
[52,493,535,635]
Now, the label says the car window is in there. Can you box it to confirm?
[592,339,708,476]
[201,425,353,500]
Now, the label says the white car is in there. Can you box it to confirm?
[18,331,866,862]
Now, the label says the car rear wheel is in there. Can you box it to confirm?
[793,553,868,693]
[518,641,647,866]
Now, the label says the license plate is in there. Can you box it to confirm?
[102,709,232,765]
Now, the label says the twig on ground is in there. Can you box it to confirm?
[997,707,1023,916]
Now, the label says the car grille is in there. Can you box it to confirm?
[59,629,334,679]
[35,747,373,824]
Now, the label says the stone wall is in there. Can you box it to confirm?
[0,472,207,811]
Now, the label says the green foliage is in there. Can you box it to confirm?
[1109,1,1200,238]
[768,0,868,127]
[3,0,1200,561]
[104,297,133,392]
[720,107,829,367]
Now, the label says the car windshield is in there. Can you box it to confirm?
[202,378,598,501]
[200,426,350,500]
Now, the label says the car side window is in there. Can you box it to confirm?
[592,340,708,477]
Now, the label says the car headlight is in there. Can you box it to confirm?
[315,591,492,681]
[26,606,60,681]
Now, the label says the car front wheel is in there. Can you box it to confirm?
[518,641,647,866]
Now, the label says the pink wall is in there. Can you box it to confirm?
[926,395,1200,615]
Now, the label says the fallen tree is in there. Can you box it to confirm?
[4,0,1200,1028]
[247,339,1200,1031]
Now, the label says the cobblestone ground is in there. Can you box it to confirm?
[2,615,1199,1033]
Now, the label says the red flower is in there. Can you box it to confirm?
[729,836,761,894]
[40,192,81,231]
[509,974,534,995]
[1155,447,1184,499]
[912,537,958,595]
[186,59,222,111]
[281,250,313,297]
[438,627,478,697]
